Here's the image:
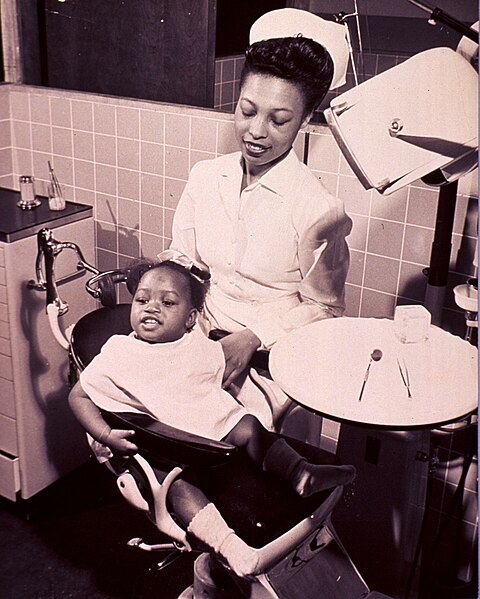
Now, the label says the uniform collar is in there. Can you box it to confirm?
[254,148,302,196]
[221,148,302,196]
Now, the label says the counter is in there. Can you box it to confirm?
[0,188,93,242]
[0,193,95,500]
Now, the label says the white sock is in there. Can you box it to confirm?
[187,503,259,577]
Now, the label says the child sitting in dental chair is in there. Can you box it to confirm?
[68,255,355,577]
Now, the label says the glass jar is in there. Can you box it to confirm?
[18,175,41,209]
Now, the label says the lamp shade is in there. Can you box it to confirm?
[324,48,478,195]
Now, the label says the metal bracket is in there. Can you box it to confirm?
[29,228,99,315]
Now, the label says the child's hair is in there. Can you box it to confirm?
[126,259,209,311]
[240,36,333,117]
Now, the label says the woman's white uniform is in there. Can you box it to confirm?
[170,149,352,434]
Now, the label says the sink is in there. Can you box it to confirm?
[454,283,478,312]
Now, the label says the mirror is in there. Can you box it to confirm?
[9,0,477,124]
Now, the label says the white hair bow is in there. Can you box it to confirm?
[157,249,210,283]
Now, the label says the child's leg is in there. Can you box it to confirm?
[165,475,260,578]
[187,502,260,577]
[262,438,356,497]
[223,414,277,462]
[224,415,356,497]
[167,476,210,524]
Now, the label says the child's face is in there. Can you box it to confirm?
[130,267,197,343]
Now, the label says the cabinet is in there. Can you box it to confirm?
[0,191,95,500]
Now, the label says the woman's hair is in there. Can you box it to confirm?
[240,36,334,116]
[126,259,209,311]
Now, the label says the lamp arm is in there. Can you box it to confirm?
[407,0,478,42]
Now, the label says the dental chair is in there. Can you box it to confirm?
[34,228,390,599]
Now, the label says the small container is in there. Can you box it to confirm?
[394,305,431,343]
[47,182,66,211]
[17,175,41,210]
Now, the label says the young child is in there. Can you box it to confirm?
[69,255,355,576]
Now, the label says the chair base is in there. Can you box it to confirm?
[184,530,395,598]
[178,553,243,599]
[177,586,193,599]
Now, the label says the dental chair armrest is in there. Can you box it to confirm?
[252,484,343,573]
[101,411,239,468]
[209,329,270,372]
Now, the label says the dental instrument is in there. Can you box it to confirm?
[358,349,383,401]
[397,358,412,398]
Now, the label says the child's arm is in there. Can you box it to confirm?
[68,380,138,455]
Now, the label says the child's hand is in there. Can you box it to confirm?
[102,429,138,455]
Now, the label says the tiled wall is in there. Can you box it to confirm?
[214,51,478,335]
[0,82,477,579]
[214,54,245,113]
[425,422,478,584]
[3,83,477,329]
[307,128,478,331]
[0,84,246,277]
[214,50,412,118]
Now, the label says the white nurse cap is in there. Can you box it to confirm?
[249,8,349,90]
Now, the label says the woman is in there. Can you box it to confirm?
[169,10,352,432]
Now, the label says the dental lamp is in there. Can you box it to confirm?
[324,6,478,325]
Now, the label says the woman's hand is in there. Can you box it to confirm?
[101,428,138,456]
[219,329,261,388]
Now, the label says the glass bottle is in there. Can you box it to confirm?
[18,175,41,209]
